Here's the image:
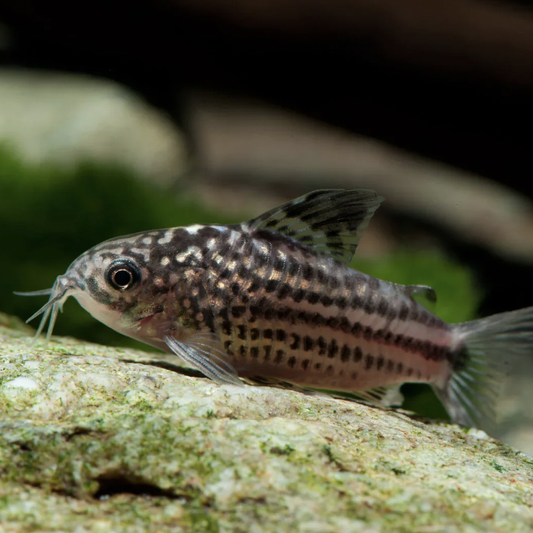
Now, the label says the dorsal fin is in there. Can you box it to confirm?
[405,285,437,311]
[243,189,384,264]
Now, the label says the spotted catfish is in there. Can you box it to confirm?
[18,189,533,427]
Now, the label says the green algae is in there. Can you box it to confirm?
[0,312,532,532]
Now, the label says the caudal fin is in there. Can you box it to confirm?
[433,306,533,428]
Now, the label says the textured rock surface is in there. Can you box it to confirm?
[0,312,532,532]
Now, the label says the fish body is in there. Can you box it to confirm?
[19,189,533,428]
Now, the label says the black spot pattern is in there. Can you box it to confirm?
[303,336,315,351]
[278,284,291,300]
[307,292,320,304]
[292,289,305,303]
[265,280,279,293]
[248,279,261,293]
[276,329,287,342]
[321,296,333,307]
[398,303,409,321]
[231,306,246,319]
[340,345,351,362]
[288,260,300,277]
[290,334,301,350]
[327,339,339,358]
[157,225,452,383]
[317,337,327,355]
[264,346,272,361]
[237,325,247,340]
[376,298,388,316]
[274,350,285,364]
[303,265,314,281]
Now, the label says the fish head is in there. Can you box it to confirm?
[17,228,201,348]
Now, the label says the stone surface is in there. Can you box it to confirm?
[0,312,532,532]
[0,68,188,184]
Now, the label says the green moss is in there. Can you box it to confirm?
[183,506,220,533]
[489,460,506,473]
[269,444,295,456]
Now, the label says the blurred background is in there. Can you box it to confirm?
[0,0,532,453]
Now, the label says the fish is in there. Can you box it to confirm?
[16,189,533,428]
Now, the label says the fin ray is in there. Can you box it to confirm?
[322,384,404,408]
[165,332,243,387]
[243,189,384,264]
[352,384,404,408]
[435,305,533,428]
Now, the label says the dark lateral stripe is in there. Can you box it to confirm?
[206,237,436,328]
[235,304,450,362]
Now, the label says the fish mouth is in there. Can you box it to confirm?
[138,314,157,327]
[135,304,166,330]
[15,276,79,344]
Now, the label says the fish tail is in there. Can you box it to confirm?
[433,306,533,428]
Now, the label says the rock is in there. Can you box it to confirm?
[0,312,532,531]
[0,68,188,184]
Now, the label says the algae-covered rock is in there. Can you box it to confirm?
[0,312,532,532]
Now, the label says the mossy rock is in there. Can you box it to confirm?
[0,313,532,532]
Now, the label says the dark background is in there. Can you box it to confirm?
[2,0,533,316]
[1,0,533,192]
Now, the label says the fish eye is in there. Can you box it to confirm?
[105,260,141,291]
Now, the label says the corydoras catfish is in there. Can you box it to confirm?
[17,189,533,427]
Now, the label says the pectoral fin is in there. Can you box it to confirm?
[165,332,243,386]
